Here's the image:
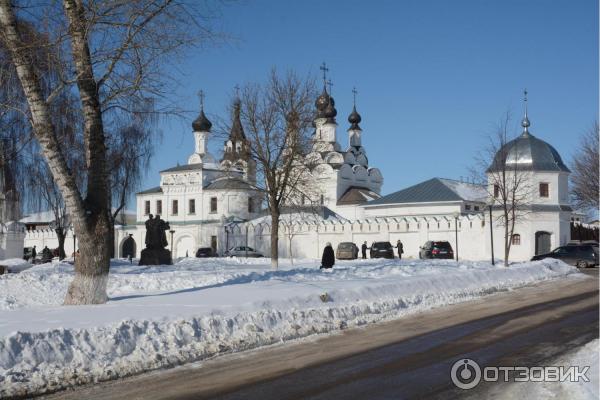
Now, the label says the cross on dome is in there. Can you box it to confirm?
[521,88,531,136]
[197,89,205,109]
[320,62,329,88]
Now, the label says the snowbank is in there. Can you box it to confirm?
[0,258,32,274]
[0,257,582,397]
[498,339,599,400]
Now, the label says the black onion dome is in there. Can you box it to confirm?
[192,109,212,132]
[324,99,337,120]
[348,105,361,130]
[315,87,335,112]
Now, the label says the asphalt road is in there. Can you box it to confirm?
[43,271,598,400]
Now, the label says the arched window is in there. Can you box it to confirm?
[511,234,521,245]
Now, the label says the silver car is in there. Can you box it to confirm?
[226,246,263,258]
[336,242,359,260]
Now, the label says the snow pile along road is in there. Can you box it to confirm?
[0,257,582,398]
[498,339,599,400]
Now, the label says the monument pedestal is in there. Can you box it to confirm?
[139,247,172,266]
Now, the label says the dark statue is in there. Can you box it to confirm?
[139,214,172,265]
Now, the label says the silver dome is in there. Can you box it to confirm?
[487,132,570,173]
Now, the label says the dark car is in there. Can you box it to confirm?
[195,247,215,258]
[419,241,454,260]
[23,247,34,261]
[336,242,359,260]
[370,241,394,259]
[531,244,598,268]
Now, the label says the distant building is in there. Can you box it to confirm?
[113,82,575,263]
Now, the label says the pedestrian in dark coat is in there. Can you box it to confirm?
[396,240,404,259]
[320,242,335,269]
[361,241,368,259]
[31,245,37,262]
[41,246,52,263]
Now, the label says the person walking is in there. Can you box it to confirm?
[361,241,368,259]
[31,245,37,263]
[396,240,404,259]
[41,246,52,263]
[320,242,335,269]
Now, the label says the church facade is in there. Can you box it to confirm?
[113,86,573,263]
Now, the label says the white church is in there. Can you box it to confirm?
[19,75,574,263]
[109,83,573,263]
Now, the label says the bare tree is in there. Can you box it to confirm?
[106,99,158,256]
[473,112,533,266]
[239,70,317,269]
[0,0,220,304]
[570,121,599,213]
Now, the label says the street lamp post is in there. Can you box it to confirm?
[169,230,175,255]
[453,212,460,262]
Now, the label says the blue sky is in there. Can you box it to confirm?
[140,0,598,206]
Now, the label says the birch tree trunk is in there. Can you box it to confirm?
[0,0,110,304]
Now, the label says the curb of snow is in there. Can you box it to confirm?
[0,260,582,398]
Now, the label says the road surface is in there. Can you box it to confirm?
[43,270,598,400]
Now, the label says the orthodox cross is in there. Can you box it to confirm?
[326,79,333,94]
[319,62,329,87]
[197,89,205,109]
[352,86,358,106]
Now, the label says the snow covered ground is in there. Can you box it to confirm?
[0,257,584,398]
[498,339,599,400]
[0,258,32,274]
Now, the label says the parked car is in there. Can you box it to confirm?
[531,244,598,268]
[336,242,359,260]
[195,247,215,258]
[225,246,264,258]
[419,241,454,260]
[370,241,394,259]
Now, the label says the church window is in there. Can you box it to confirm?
[511,234,521,245]
[248,198,254,213]
[156,200,162,215]
[465,204,471,211]
[189,199,196,214]
[144,201,150,215]
[493,184,500,198]
[210,197,217,213]
[320,194,324,205]
[474,205,480,211]
[539,183,549,198]
[172,200,178,215]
